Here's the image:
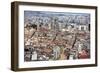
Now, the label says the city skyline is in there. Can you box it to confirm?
[24,11,90,25]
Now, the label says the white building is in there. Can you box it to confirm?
[53,46,61,59]
[31,51,38,60]
[76,25,88,31]
[66,23,89,31]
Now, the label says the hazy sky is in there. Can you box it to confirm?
[24,11,90,18]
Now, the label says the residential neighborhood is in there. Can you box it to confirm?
[24,11,90,61]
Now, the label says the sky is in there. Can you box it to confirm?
[24,11,90,17]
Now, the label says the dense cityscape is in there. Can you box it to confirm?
[24,11,90,61]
